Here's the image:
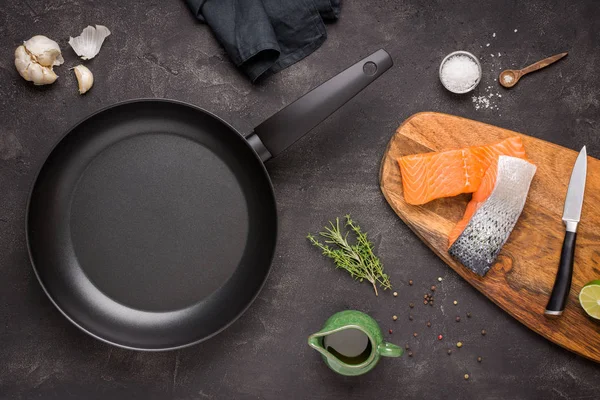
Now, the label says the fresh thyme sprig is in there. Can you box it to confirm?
[307,215,392,296]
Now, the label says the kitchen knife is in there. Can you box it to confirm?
[545,146,587,316]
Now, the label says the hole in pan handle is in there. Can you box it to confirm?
[248,49,393,162]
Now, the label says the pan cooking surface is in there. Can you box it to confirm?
[70,133,249,311]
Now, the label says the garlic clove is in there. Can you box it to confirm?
[29,63,59,86]
[14,45,31,80]
[14,44,58,85]
[23,35,63,67]
[73,65,93,94]
[69,25,111,60]
[28,63,45,84]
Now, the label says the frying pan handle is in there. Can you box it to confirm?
[248,49,393,161]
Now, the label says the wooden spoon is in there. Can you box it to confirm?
[499,52,568,88]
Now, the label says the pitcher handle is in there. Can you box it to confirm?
[378,342,403,358]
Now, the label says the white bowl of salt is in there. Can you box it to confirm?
[439,51,482,94]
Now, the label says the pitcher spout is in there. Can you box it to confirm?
[308,330,352,369]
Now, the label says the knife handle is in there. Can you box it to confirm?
[544,231,576,316]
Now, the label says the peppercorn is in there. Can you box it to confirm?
[437,334,443,340]
[424,294,428,299]
[389,329,393,334]
[408,351,413,357]
[429,301,434,306]
[393,315,398,321]
[466,312,472,318]
[409,302,414,308]
[413,332,418,337]
[409,280,413,286]
[456,316,461,322]
[393,291,398,297]
[426,321,431,327]
[447,349,452,355]
[431,285,436,291]
[423,300,428,305]
[481,329,487,336]
[456,341,463,348]
[409,314,413,321]
[464,374,469,380]
[405,344,410,350]
[477,356,482,363]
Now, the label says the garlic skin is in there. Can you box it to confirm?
[23,35,64,67]
[73,65,93,94]
[15,45,58,85]
[69,25,111,60]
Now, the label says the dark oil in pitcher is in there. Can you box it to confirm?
[323,328,372,365]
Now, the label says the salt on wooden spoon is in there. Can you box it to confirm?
[499,52,568,88]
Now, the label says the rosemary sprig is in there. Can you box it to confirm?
[307,215,392,296]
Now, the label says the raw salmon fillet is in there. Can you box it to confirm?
[448,152,531,247]
[397,137,526,205]
[448,156,536,276]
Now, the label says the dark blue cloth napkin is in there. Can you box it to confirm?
[185,0,341,82]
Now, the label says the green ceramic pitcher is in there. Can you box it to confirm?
[308,310,403,376]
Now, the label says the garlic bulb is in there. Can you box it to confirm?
[73,65,93,94]
[23,35,64,67]
[69,25,111,60]
[15,44,59,85]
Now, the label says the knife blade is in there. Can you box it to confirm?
[562,146,587,230]
[545,146,587,316]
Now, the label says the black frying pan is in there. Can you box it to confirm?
[26,50,393,350]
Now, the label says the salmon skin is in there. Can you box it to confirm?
[448,156,537,276]
[397,137,526,205]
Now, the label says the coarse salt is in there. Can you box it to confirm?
[440,54,480,93]
[503,74,514,84]
[493,33,496,37]
[472,85,502,111]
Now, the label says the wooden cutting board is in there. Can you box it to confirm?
[380,112,600,363]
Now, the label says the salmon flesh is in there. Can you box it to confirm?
[397,137,526,205]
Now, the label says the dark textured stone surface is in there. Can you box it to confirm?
[1,0,600,399]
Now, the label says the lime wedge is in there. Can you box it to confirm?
[579,280,600,320]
